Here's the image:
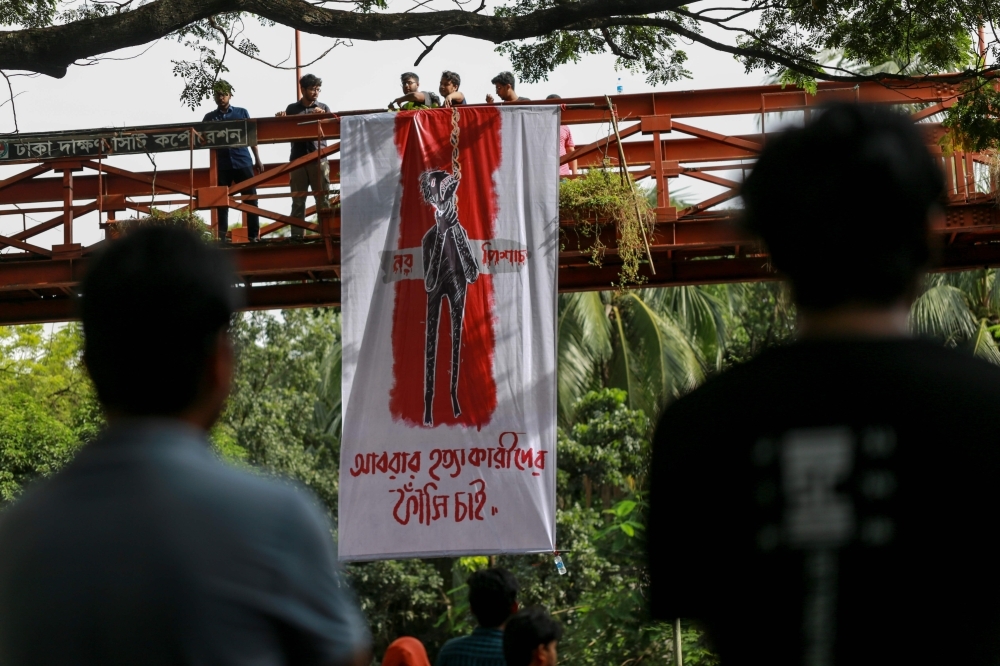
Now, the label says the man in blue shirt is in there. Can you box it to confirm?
[203,80,264,242]
[437,568,519,666]
[0,226,372,665]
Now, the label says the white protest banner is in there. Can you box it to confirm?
[339,106,559,560]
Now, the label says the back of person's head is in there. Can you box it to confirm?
[741,103,944,311]
[300,73,322,89]
[382,636,431,666]
[81,226,239,416]
[545,94,560,100]
[441,70,461,88]
[492,71,516,88]
[503,606,562,666]
[467,567,519,628]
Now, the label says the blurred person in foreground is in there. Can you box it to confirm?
[502,607,561,666]
[649,102,1000,665]
[0,226,371,666]
[436,567,519,666]
[383,637,432,666]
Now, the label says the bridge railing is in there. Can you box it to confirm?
[0,76,994,324]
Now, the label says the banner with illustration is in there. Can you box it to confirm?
[339,106,559,560]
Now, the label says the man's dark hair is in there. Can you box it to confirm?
[545,94,560,100]
[81,226,239,416]
[300,73,322,90]
[492,71,516,88]
[467,567,518,628]
[503,607,563,666]
[401,72,419,83]
[741,103,944,311]
[441,71,461,88]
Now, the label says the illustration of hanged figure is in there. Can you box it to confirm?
[419,166,479,426]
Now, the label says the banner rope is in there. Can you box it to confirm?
[450,106,461,181]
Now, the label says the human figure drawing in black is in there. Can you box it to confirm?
[419,169,480,426]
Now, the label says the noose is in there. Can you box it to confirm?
[450,106,461,183]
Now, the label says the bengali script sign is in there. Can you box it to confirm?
[0,121,256,162]
[379,237,530,284]
[340,106,560,560]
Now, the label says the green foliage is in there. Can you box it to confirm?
[560,167,655,289]
[943,78,1000,153]
[216,310,342,508]
[722,282,796,367]
[0,324,101,503]
[910,270,1000,362]
[558,389,649,506]
[114,208,212,240]
[349,559,449,655]
[495,4,694,86]
[0,0,55,28]
[557,289,718,424]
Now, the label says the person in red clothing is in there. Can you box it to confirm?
[546,95,577,176]
[383,637,431,666]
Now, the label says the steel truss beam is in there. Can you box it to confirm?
[0,75,993,324]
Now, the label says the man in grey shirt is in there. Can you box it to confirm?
[0,226,371,666]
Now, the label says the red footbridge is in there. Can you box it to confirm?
[0,77,993,325]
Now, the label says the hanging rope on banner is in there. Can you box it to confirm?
[450,106,461,181]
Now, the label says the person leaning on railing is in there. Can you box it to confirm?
[389,72,441,111]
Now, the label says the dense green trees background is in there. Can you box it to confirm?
[1,271,995,664]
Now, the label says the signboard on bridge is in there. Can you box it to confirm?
[339,106,560,561]
[0,120,256,162]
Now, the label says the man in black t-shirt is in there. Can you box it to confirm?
[649,103,1000,665]
[275,73,331,237]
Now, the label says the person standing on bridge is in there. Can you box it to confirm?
[276,73,332,238]
[0,226,372,666]
[486,72,528,104]
[203,80,264,243]
[545,94,577,177]
[648,103,1000,665]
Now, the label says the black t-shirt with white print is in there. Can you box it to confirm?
[649,338,1000,665]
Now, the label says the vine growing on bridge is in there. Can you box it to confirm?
[559,166,656,290]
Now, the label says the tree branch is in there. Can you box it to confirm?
[600,27,639,61]
[0,0,992,88]
[576,15,1000,84]
[0,0,685,76]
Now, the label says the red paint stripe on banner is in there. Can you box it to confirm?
[389,108,501,428]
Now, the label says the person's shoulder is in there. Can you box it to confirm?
[202,110,218,122]
[318,102,332,112]
[231,106,250,118]
[285,102,301,114]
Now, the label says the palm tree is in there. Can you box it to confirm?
[910,270,1000,363]
[557,286,730,425]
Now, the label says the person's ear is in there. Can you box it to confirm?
[531,643,554,666]
[510,601,520,616]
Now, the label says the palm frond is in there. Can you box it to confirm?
[910,284,977,342]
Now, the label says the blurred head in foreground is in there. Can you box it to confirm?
[741,103,944,315]
[468,567,520,628]
[81,226,239,428]
[503,606,562,666]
